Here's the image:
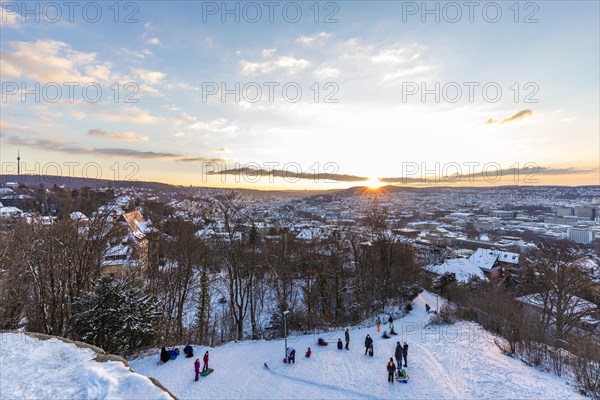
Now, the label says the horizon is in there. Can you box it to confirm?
[1,1,599,189]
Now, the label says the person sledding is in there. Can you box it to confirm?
[160,346,170,364]
[202,351,209,371]
[318,337,328,346]
[396,366,409,382]
[364,334,373,355]
[194,358,201,381]
[305,347,312,358]
[167,348,178,360]
[337,338,343,349]
[382,330,391,339]
[387,358,396,383]
[389,322,397,335]
[376,316,381,332]
[184,345,194,358]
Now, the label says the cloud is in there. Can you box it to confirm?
[240,56,311,75]
[177,157,229,163]
[206,167,367,182]
[1,40,99,83]
[87,128,149,142]
[261,48,277,58]
[147,37,161,45]
[501,109,533,124]
[0,4,23,30]
[297,32,331,45]
[6,135,181,159]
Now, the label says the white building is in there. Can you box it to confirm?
[567,227,594,244]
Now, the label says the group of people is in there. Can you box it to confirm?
[158,345,210,382]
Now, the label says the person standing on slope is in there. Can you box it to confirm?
[395,341,402,366]
[388,315,393,329]
[160,346,170,364]
[286,347,296,364]
[202,351,209,371]
[337,338,343,349]
[376,316,381,332]
[364,334,373,355]
[425,303,431,314]
[344,328,350,350]
[402,342,409,367]
[194,358,201,381]
[387,358,396,383]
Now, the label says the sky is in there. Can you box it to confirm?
[1,0,599,190]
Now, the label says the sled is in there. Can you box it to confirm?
[368,347,374,357]
[389,331,398,336]
[200,368,214,377]
[396,371,409,383]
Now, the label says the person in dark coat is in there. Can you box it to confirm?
[194,358,200,381]
[337,338,343,349]
[184,345,194,358]
[160,346,170,363]
[425,303,431,314]
[382,330,390,339]
[344,328,350,350]
[364,334,373,355]
[387,358,396,383]
[395,341,402,366]
[402,342,409,367]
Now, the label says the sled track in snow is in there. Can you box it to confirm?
[263,364,373,399]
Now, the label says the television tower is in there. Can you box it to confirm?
[17,149,21,176]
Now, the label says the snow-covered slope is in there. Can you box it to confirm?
[0,333,172,400]
[130,291,583,399]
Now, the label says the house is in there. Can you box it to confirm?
[424,258,488,283]
[101,210,152,275]
[468,248,520,279]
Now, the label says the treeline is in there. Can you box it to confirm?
[0,191,423,356]
[425,240,600,397]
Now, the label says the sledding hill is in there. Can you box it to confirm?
[0,332,173,399]
[130,291,583,399]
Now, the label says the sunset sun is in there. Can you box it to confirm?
[366,177,385,189]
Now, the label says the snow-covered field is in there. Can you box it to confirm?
[0,333,172,400]
[131,291,583,399]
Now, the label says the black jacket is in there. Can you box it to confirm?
[395,344,402,360]
[337,340,343,349]
[160,347,170,363]
[345,330,350,342]
[387,361,396,372]
[365,336,373,348]
[403,344,408,356]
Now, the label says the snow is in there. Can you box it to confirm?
[425,258,488,282]
[130,291,581,399]
[0,333,173,400]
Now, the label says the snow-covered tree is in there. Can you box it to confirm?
[72,276,159,355]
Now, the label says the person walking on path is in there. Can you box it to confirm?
[344,328,350,350]
[425,303,431,314]
[364,334,373,355]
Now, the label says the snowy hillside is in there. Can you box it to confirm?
[130,291,583,399]
[0,333,173,400]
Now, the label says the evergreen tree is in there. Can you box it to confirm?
[72,276,159,355]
